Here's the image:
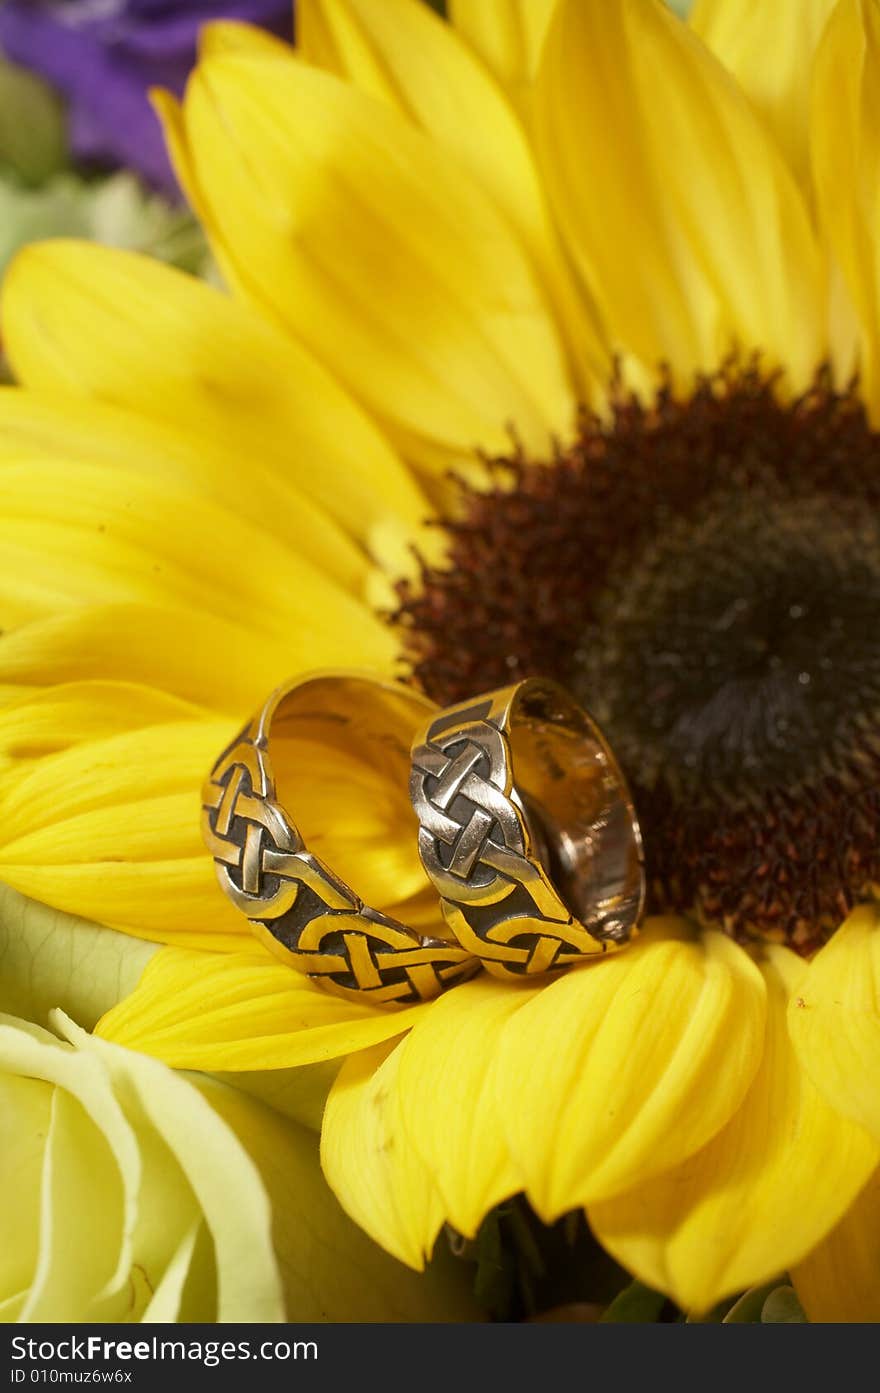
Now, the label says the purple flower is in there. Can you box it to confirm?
[0,1,293,194]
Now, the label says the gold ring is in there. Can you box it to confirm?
[409,678,645,979]
[202,671,478,1006]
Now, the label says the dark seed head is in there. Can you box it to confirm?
[394,364,880,952]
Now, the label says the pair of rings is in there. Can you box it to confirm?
[202,673,645,1007]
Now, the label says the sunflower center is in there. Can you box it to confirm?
[578,487,880,803]
[395,366,880,952]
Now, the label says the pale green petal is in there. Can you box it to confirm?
[200,1073,479,1321]
[63,1018,475,1320]
[0,1018,141,1318]
[139,1222,201,1323]
[0,1074,49,1300]
[213,1063,339,1134]
[21,1086,130,1321]
[0,1292,26,1321]
[64,1019,284,1323]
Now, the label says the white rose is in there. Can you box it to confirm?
[0,887,477,1323]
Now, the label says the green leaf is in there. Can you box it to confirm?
[0,882,156,1030]
[762,1285,808,1324]
[0,168,213,291]
[600,1278,667,1323]
[85,171,212,275]
[0,172,92,272]
[723,1280,785,1323]
[0,57,67,184]
[473,1208,516,1319]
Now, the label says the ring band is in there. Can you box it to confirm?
[409,678,645,979]
[202,672,477,1006]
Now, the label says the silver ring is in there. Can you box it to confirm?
[202,671,478,1006]
[409,678,645,979]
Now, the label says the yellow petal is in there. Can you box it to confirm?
[0,384,367,597]
[298,0,416,109]
[3,790,207,866]
[811,0,880,421]
[296,0,531,249]
[788,904,880,1142]
[321,1039,444,1268]
[0,680,205,774]
[0,457,394,672]
[0,715,251,950]
[0,604,300,715]
[150,86,226,278]
[0,861,245,954]
[175,54,573,470]
[792,1166,880,1322]
[493,919,766,1220]
[298,0,607,397]
[589,946,880,1313]
[97,945,428,1070]
[691,0,838,190]
[692,0,857,386]
[395,975,532,1237]
[0,716,233,845]
[448,0,555,114]
[535,0,824,387]
[2,242,429,571]
[199,18,293,61]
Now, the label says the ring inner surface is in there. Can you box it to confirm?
[509,683,645,942]
[268,676,442,930]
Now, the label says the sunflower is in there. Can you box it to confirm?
[0,0,879,1321]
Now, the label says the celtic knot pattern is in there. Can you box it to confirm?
[411,732,528,895]
[411,687,642,979]
[203,723,475,1006]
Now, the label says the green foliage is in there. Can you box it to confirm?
[0,169,212,282]
[721,1282,782,1323]
[464,1196,815,1323]
[761,1286,808,1323]
[717,1280,809,1323]
[468,1201,633,1320]
[0,57,67,185]
[600,1279,668,1323]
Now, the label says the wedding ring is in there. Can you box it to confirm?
[202,672,477,1006]
[409,678,645,979]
